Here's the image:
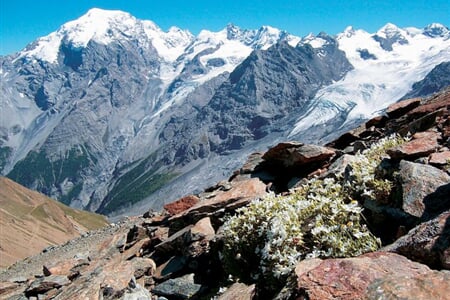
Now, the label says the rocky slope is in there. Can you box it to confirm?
[1,88,449,299]
[0,177,108,268]
[1,9,449,216]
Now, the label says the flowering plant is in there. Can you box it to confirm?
[221,134,406,285]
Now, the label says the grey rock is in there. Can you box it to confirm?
[398,160,450,218]
[152,274,202,299]
[402,62,450,99]
[25,275,70,296]
[383,210,450,269]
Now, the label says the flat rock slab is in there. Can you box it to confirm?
[294,252,448,300]
[262,142,335,167]
[152,274,202,299]
[429,151,450,165]
[386,98,421,119]
[218,282,256,300]
[387,133,439,160]
[164,195,200,216]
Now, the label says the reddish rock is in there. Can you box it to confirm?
[412,130,441,140]
[164,195,200,215]
[398,160,450,218]
[190,217,215,241]
[386,97,422,119]
[172,178,267,220]
[429,151,450,165]
[130,257,156,279]
[155,225,193,254]
[239,152,264,174]
[218,282,256,300]
[293,252,445,300]
[262,142,335,167]
[43,257,89,277]
[365,115,387,128]
[149,226,170,245]
[387,132,439,160]
[366,270,450,300]
[100,260,135,292]
[383,211,450,269]
[25,275,71,297]
[408,93,450,117]
[123,237,151,259]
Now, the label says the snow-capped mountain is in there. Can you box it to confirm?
[289,23,450,138]
[1,8,449,216]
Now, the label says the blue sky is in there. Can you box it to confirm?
[1,0,448,55]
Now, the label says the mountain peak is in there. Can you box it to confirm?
[424,23,450,38]
[376,22,402,37]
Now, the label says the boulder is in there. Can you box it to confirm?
[170,178,267,224]
[262,142,335,168]
[386,98,422,119]
[398,160,450,218]
[387,131,439,160]
[130,257,156,279]
[154,256,187,281]
[383,210,450,269]
[320,154,358,179]
[190,217,215,241]
[293,252,445,300]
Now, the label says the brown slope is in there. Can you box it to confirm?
[0,177,108,268]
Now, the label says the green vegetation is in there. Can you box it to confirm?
[55,200,108,230]
[0,146,13,173]
[221,134,406,287]
[7,144,96,204]
[101,152,178,214]
[346,134,407,203]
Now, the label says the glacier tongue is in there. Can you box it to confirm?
[290,23,450,137]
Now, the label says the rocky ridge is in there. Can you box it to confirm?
[1,89,449,299]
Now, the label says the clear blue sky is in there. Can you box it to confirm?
[1,0,448,55]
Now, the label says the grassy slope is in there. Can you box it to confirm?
[0,177,108,268]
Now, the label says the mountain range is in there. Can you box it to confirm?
[1,8,449,216]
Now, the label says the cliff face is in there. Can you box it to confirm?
[1,89,449,299]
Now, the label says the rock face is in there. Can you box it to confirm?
[1,88,450,299]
